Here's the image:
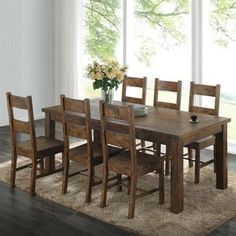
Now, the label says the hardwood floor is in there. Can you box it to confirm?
[0,120,236,235]
[0,181,132,236]
[0,121,133,236]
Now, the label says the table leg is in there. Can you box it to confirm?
[93,129,101,144]
[170,139,184,213]
[45,113,56,173]
[215,123,228,189]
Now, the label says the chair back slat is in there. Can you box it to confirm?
[153,78,182,110]
[122,96,144,105]
[13,119,30,134]
[189,82,220,116]
[192,84,218,97]
[9,95,28,110]
[63,97,85,113]
[104,103,130,121]
[123,76,145,87]
[64,113,86,127]
[155,101,179,110]
[122,75,147,105]
[66,123,87,140]
[157,80,180,92]
[106,130,131,149]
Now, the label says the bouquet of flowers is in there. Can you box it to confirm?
[87,60,128,93]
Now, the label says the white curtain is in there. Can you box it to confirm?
[53,0,82,102]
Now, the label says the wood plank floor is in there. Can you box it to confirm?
[0,181,133,236]
[0,120,236,236]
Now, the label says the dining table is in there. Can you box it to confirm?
[42,99,231,214]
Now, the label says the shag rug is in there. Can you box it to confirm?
[0,158,236,236]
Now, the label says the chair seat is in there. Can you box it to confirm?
[17,136,64,158]
[69,143,121,166]
[185,136,215,150]
[108,151,158,176]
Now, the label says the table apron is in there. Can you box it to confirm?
[44,111,226,146]
[182,124,223,146]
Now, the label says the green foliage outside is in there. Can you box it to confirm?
[84,0,236,63]
[83,0,236,139]
[84,0,121,61]
[210,0,236,46]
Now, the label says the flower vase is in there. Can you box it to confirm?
[101,89,114,103]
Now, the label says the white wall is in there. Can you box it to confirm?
[0,0,54,125]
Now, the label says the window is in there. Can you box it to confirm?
[78,0,236,147]
[81,0,123,99]
[81,0,191,107]
[126,0,191,108]
[202,0,236,141]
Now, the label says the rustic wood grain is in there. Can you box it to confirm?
[99,101,164,218]
[60,96,121,203]
[121,75,147,105]
[42,100,230,213]
[185,82,221,183]
[6,92,64,196]
[152,78,182,175]
[153,78,182,110]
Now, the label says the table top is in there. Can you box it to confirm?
[42,100,231,144]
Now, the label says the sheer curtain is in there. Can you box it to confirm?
[53,0,82,102]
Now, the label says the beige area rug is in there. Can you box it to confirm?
[0,158,236,236]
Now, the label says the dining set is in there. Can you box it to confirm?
[6,75,231,219]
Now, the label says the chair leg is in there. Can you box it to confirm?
[159,160,165,204]
[39,158,44,175]
[213,144,216,173]
[117,173,122,192]
[85,166,94,203]
[127,176,131,194]
[61,152,65,168]
[62,157,69,194]
[188,148,194,168]
[151,142,157,151]
[30,157,37,196]
[100,164,108,208]
[128,175,137,219]
[194,148,200,184]
[155,142,161,175]
[10,149,17,189]
[165,146,170,176]
[141,140,145,148]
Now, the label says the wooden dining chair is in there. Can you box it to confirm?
[153,78,182,110]
[122,75,147,105]
[148,78,182,175]
[185,81,220,183]
[122,75,147,148]
[99,101,164,219]
[60,95,121,203]
[6,92,64,196]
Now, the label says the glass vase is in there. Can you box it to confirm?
[101,88,114,103]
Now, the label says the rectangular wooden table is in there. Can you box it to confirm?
[42,100,231,214]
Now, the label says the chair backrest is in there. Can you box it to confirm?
[60,95,93,159]
[153,78,182,110]
[6,92,37,153]
[100,101,137,169]
[189,81,220,116]
[121,75,147,105]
